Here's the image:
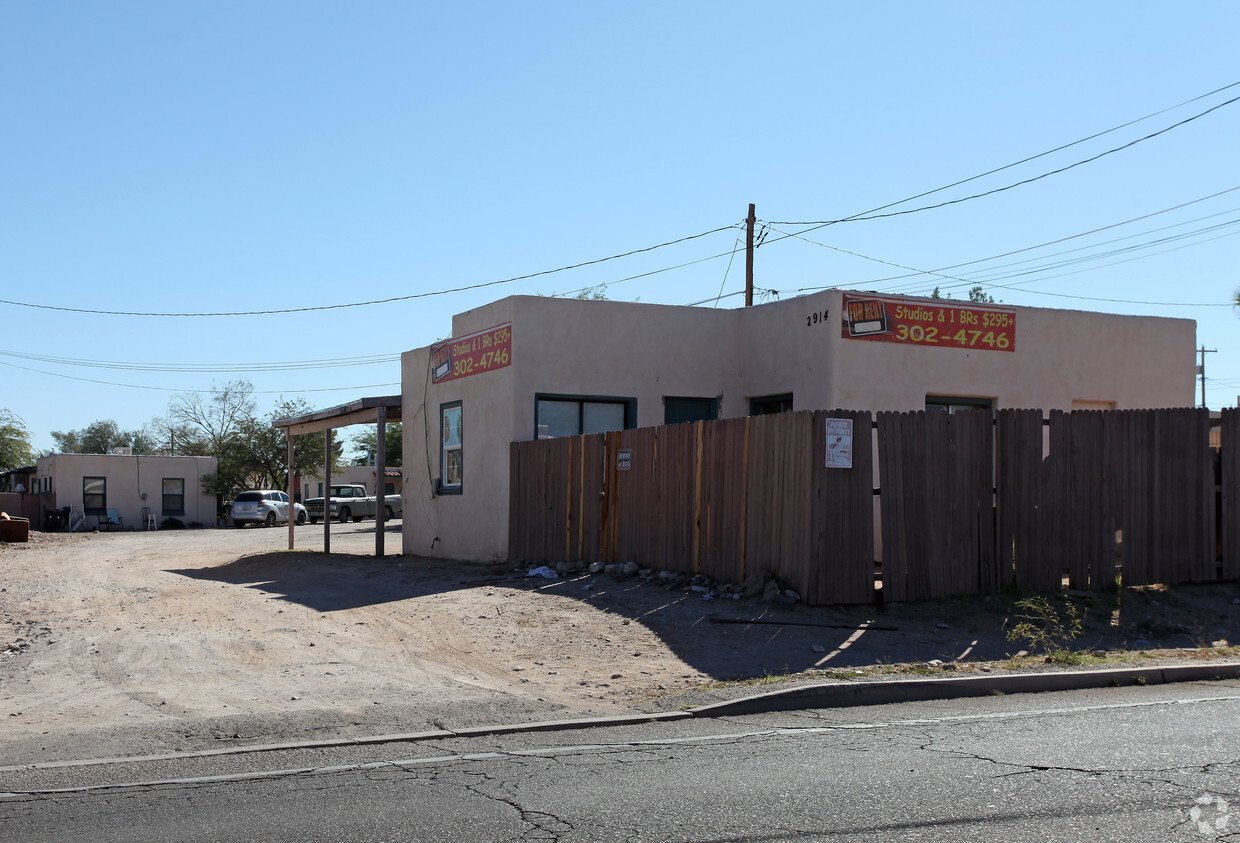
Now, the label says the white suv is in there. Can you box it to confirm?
[230,490,307,528]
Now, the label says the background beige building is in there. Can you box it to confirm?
[34,452,218,530]
[401,288,1196,562]
[300,465,403,503]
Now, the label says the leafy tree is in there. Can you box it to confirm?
[141,416,208,456]
[349,423,402,467]
[168,380,260,501]
[931,285,998,303]
[50,419,148,454]
[573,284,609,301]
[0,409,34,470]
[237,399,342,492]
[167,379,257,458]
[167,382,345,501]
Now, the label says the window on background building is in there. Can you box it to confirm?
[535,396,635,439]
[664,396,719,426]
[83,476,106,515]
[749,394,793,416]
[926,395,994,413]
[162,478,185,515]
[440,402,463,493]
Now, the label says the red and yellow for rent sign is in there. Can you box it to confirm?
[841,293,1016,352]
[430,322,513,383]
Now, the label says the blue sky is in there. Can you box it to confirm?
[3,2,1238,453]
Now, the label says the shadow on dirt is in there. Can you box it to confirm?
[168,551,1240,681]
[167,551,481,613]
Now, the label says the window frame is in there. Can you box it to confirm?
[533,393,636,440]
[663,396,720,426]
[83,476,107,515]
[749,393,794,416]
[925,395,994,414]
[161,477,185,516]
[439,401,463,495]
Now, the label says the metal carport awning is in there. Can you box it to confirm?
[272,395,402,558]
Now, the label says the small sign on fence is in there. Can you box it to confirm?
[824,418,853,469]
[617,448,632,471]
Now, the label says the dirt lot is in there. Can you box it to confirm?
[2,523,1239,765]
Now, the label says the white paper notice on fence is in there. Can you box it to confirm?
[824,418,853,469]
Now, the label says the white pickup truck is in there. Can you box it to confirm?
[305,484,402,524]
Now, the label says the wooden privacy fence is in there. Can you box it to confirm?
[510,407,1236,605]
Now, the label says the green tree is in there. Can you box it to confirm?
[167,383,345,501]
[573,284,609,301]
[168,380,259,501]
[931,285,998,303]
[349,422,402,467]
[167,380,257,458]
[141,416,208,456]
[238,399,342,491]
[0,409,34,470]
[50,419,148,454]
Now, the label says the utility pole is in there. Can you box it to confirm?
[1198,345,1217,409]
[745,203,755,307]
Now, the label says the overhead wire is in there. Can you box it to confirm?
[901,205,1240,289]
[711,231,746,308]
[869,211,1240,300]
[767,80,1240,229]
[0,349,401,373]
[775,185,1240,306]
[0,358,398,395]
[0,223,743,318]
[7,81,1239,396]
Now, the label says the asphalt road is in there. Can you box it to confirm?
[3,680,1239,841]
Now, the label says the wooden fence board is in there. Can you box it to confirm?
[509,407,1231,604]
[876,412,904,602]
[810,410,875,605]
[1224,409,1240,579]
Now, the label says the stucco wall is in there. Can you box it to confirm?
[36,454,218,529]
[825,291,1196,411]
[507,296,742,434]
[402,289,1196,562]
[734,289,836,413]
[301,465,402,501]
[401,307,519,561]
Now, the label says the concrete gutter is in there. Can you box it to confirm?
[11,663,1239,773]
[689,662,1240,718]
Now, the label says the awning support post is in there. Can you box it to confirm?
[375,405,387,558]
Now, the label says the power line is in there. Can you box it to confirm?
[780,185,1240,304]
[550,242,747,298]
[0,349,401,373]
[766,82,1240,231]
[0,223,742,318]
[0,358,398,395]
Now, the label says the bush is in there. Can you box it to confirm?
[1006,595,1083,657]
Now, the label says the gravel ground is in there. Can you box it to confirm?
[2,523,1238,765]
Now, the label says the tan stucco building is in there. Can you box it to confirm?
[34,452,218,530]
[300,465,403,502]
[401,288,1196,561]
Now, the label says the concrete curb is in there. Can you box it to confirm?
[689,662,1240,717]
[10,664,1238,773]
